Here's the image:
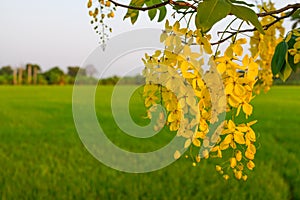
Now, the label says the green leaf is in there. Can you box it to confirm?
[279,57,293,82]
[271,41,288,75]
[148,9,157,20]
[195,0,231,33]
[158,5,167,22]
[230,4,265,34]
[291,9,300,20]
[285,30,300,71]
[150,0,166,22]
[286,31,298,48]
[229,0,254,7]
[145,1,157,20]
[123,0,145,24]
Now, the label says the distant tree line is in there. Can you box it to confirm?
[0,64,145,85]
[1,64,298,86]
[98,75,145,85]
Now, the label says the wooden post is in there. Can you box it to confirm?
[18,68,23,85]
[13,68,17,85]
[27,64,32,84]
[33,67,37,85]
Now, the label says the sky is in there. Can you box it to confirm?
[0,0,297,73]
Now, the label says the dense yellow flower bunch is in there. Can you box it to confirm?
[213,37,259,180]
[142,21,260,180]
[250,2,285,94]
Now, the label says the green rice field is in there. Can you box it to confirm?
[0,86,299,200]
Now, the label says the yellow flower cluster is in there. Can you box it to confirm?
[250,2,285,94]
[87,0,115,43]
[216,39,258,119]
[142,21,259,180]
[213,120,257,180]
[88,0,114,20]
[212,37,259,180]
[287,29,300,64]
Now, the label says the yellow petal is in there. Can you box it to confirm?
[170,121,179,131]
[236,38,247,44]
[236,105,242,117]
[223,174,229,180]
[236,150,242,161]
[184,139,191,148]
[230,140,237,149]
[247,160,255,170]
[192,138,201,147]
[234,84,246,96]
[247,120,257,126]
[217,63,226,74]
[235,170,242,180]
[220,143,229,150]
[223,134,233,144]
[225,45,233,58]
[248,143,256,154]
[234,131,245,144]
[228,94,241,107]
[216,165,222,171]
[217,149,222,158]
[225,82,234,94]
[242,54,249,66]
[245,149,255,160]
[227,120,235,130]
[233,44,243,56]
[245,129,256,142]
[230,157,237,168]
[236,124,248,132]
[242,175,248,181]
[211,146,219,152]
[174,150,181,160]
[242,103,253,117]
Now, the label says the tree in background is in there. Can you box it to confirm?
[67,66,86,77]
[0,66,13,85]
[0,66,13,76]
[43,67,65,85]
[98,75,120,85]
[0,64,102,85]
[87,0,300,180]
[85,64,98,77]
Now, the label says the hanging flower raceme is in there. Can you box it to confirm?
[250,2,285,94]
[87,0,116,46]
[142,21,260,180]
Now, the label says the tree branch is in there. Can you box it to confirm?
[109,0,171,11]
[171,0,197,10]
[257,3,300,17]
[108,1,299,17]
[212,5,300,45]
[109,0,197,11]
[107,1,299,45]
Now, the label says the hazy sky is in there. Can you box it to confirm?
[0,0,297,73]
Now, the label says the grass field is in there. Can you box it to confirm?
[0,85,300,200]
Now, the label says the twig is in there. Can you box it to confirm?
[211,7,299,45]
[109,0,170,11]
[106,1,300,45]
[257,3,300,17]
[109,0,197,11]
[171,0,197,10]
